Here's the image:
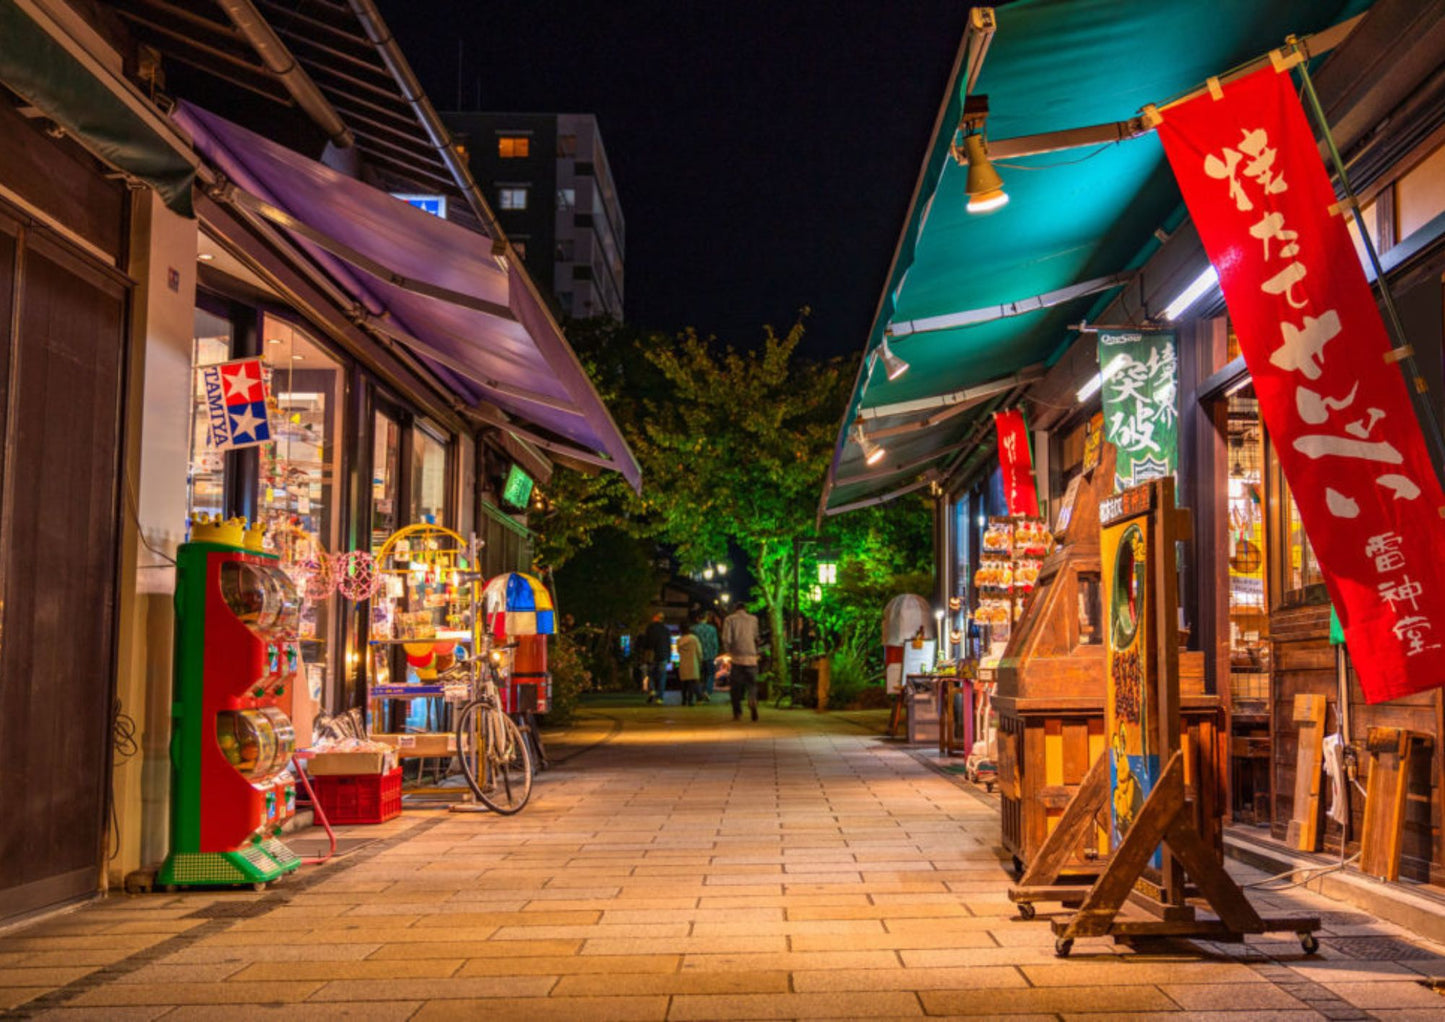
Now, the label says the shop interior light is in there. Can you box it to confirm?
[1075,354,1127,405]
[1163,265,1220,320]
[198,251,215,261]
[878,337,910,381]
[854,424,887,466]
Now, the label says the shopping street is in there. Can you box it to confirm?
[4,702,1444,1021]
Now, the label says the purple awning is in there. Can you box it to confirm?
[175,101,640,491]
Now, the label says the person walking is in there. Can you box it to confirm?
[692,609,719,702]
[675,621,703,707]
[721,601,761,722]
[643,612,673,704]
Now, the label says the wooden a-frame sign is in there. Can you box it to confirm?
[1008,477,1320,956]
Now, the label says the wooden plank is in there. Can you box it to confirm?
[1062,720,1090,784]
[1164,815,1264,933]
[1285,694,1327,851]
[1062,752,1186,939]
[1017,751,1109,889]
[1359,727,1418,881]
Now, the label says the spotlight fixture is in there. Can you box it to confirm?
[854,424,886,466]
[951,95,1008,214]
[878,337,909,381]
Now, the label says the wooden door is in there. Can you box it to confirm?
[0,223,128,922]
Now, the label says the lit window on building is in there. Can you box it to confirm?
[499,187,529,211]
[498,135,530,158]
[557,188,576,211]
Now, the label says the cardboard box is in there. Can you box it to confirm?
[305,750,393,776]
[371,732,455,757]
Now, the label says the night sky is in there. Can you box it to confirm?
[376,1,969,358]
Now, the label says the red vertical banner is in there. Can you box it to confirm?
[994,409,1040,517]
[1156,66,1445,703]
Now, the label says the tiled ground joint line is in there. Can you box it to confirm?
[8,813,452,1018]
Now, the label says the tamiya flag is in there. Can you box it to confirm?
[1157,66,1445,703]
[199,357,272,452]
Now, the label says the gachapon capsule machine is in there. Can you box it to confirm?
[158,516,302,889]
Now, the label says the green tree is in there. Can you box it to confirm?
[638,316,844,684]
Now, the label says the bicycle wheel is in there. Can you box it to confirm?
[478,711,532,814]
[454,699,486,802]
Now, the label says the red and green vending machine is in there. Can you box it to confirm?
[158,517,301,889]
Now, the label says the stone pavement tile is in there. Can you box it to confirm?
[690,920,885,936]
[309,975,556,1000]
[231,958,462,980]
[1317,982,1445,1009]
[302,925,498,944]
[553,970,791,995]
[528,897,698,912]
[455,954,679,977]
[411,994,668,1021]
[601,908,783,924]
[668,991,923,1019]
[344,901,528,915]
[791,966,1026,991]
[787,904,973,921]
[901,945,1125,968]
[880,917,999,934]
[163,943,380,964]
[366,939,581,959]
[1061,1013,1325,1022]
[922,985,1177,1015]
[32,1007,172,1021]
[69,980,323,1006]
[580,935,786,955]
[1,987,49,1010]
[1371,1011,1445,1022]
[1286,959,1426,983]
[786,881,949,896]
[681,951,903,972]
[1021,961,1260,986]
[0,967,98,987]
[408,910,601,927]
[698,894,871,909]
[162,1003,423,1021]
[452,886,621,901]
[0,934,171,953]
[789,931,995,952]
[99,919,212,935]
[488,923,689,940]
[111,962,249,983]
[1161,982,1310,1010]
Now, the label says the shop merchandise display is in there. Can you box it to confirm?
[973,515,1051,641]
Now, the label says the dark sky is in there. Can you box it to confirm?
[376,1,968,358]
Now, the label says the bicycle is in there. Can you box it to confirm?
[444,646,533,814]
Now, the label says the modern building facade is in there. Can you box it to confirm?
[444,111,626,321]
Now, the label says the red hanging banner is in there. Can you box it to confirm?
[1156,66,1445,703]
[994,409,1040,518]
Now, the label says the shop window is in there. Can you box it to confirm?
[372,411,401,551]
[258,316,345,707]
[187,307,231,518]
[1283,489,1325,592]
[410,424,448,524]
[497,135,530,158]
[1226,387,1269,698]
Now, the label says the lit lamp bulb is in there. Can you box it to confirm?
[963,132,1008,214]
[703,567,715,580]
[716,563,727,576]
[854,424,886,466]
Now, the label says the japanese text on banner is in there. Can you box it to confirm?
[1156,66,1445,703]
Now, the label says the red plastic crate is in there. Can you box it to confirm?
[308,767,402,824]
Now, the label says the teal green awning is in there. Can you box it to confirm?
[821,0,1369,514]
[1,0,197,216]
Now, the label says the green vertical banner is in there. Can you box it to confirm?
[1097,329,1179,491]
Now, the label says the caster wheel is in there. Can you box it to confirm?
[1299,933,1319,955]
[252,881,268,892]
[1054,937,1074,958]
[1018,902,1036,920]
[986,781,995,793]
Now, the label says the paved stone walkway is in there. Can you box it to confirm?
[4,702,1444,1020]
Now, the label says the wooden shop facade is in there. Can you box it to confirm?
[821,0,1445,891]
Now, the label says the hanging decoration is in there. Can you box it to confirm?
[1097,329,1179,491]
[198,356,273,452]
[335,551,383,601]
[1156,65,1445,703]
[993,408,1040,517]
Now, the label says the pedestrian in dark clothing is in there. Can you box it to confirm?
[643,612,673,704]
[692,610,719,701]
